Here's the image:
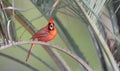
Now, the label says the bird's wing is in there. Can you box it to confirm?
[32,28,49,39]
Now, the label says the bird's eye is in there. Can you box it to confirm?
[48,23,54,30]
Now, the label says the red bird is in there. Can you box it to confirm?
[26,17,57,61]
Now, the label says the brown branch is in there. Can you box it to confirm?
[0,41,93,71]
[2,0,35,35]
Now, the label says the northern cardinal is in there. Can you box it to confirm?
[25,17,57,61]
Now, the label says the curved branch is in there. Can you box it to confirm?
[0,41,93,71]
[7,20,12,41]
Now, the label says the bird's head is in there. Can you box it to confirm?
[48,17,55,30]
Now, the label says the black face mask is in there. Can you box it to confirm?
[48,23,55,31]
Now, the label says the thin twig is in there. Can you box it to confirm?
[30,0,60,22]
[0,41,93,71]
[49,0,60,15]
[112,4,120,18]
[0,1,9,21]
[12,0,15,21]
[7,20,12,41]
[3,6,34,12]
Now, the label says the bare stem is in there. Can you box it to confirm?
[0,41,93,71]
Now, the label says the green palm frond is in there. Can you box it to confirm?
[0,0,120,71]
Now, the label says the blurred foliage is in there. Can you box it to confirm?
[0,0,120,71]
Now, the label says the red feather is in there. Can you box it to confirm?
[25,17,57,61]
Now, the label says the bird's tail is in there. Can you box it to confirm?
[25,44,34,61]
